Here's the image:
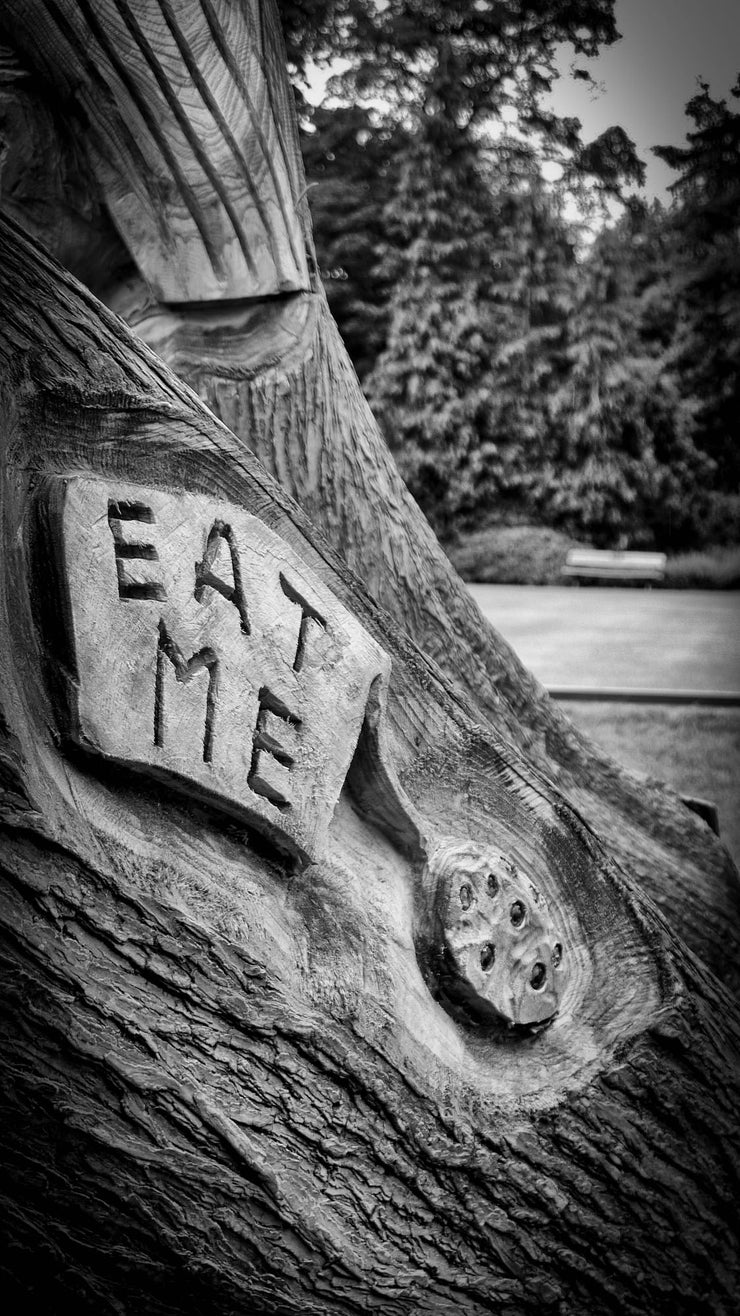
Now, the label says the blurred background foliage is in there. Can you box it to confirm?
[277,2,739,557]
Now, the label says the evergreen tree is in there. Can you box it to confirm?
[537,212,714,548]
[653,77,740,512]
[289,0,642,384]
[276,0,352,83]
[312,1,622,143]
[363,129,503,533]
[365,130,577,533]
[300,104,406,379]
[280,0,649,538]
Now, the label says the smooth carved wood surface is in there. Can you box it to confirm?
[2,214,740,1314]
[1,0,311,302]
[49,477,388,863]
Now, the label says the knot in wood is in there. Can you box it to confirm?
[431,840,566,1029]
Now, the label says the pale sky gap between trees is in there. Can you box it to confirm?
[306,0,740,203]
[546,0,740,200]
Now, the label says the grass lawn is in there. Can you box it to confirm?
[561,702,740,866]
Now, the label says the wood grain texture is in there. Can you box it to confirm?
[0,41,136,297]
[1,0,311,301]
[3,0,734,992]
[2,0,718,986]
[1,214,740,1315]
[1,2,739,1309]
[151,293,740,994]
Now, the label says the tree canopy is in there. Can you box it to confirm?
[290,7,739,550]
[653,77,740,503]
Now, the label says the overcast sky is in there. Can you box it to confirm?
[546,0,740,198]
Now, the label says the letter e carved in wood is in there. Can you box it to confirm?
[108,499,167,601]
[52,478,390,862]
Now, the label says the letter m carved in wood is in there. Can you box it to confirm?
[155,620,220,763]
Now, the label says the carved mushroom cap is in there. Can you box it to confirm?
[431,842,566,1028]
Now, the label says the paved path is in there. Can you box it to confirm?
[467,585,740,693]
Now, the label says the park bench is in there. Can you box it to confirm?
[562,548,667,584]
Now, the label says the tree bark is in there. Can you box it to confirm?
[157,296,740,984]
[3,0,734,984]
[0,4,739,1313]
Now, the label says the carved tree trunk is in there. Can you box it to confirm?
[3,0,735,985]
[1,4,739,1314]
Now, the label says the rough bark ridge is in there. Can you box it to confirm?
[2,0,735,985]
[0,2,739,1312]
[1,209,740,1316]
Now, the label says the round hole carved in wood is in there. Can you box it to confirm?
[480,942,496,972]
[430,840,567,1029]
[510,899,526,928]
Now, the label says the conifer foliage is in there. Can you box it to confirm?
[280,2,738,550]
[365,137,575,534]
[654,78,740,507]
[535,209,717,550]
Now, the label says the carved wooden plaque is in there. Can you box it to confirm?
[54,478,390,862]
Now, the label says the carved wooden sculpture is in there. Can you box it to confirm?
[4,0,736,987]
[1,4,739,1313]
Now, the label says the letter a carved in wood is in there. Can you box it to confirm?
[194,521,250,634]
